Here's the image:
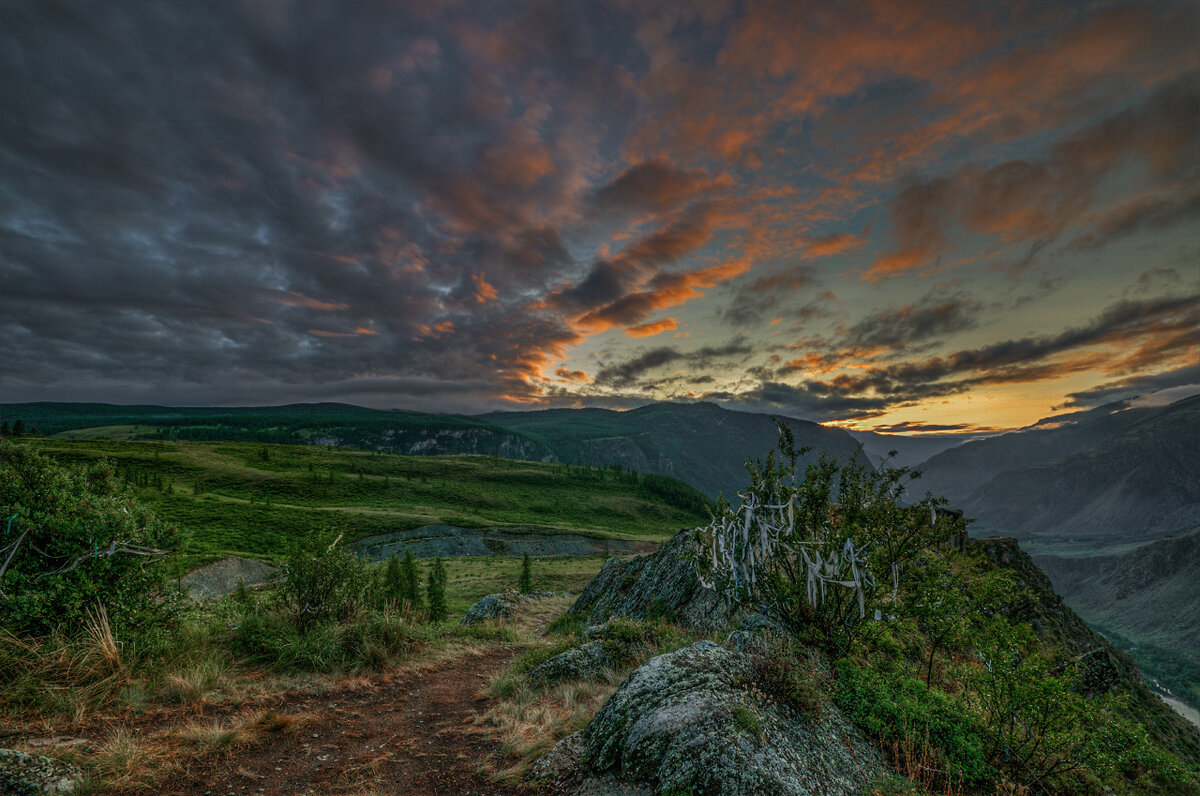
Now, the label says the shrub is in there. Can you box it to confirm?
[232,610,437,672]
[693,424,962,654]
[0,441,180,637]
[400,548,422,611]
[749,641,827,719]
[277,530,371,631]
[834,658,992,789]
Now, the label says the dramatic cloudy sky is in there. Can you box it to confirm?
[2,0,1197,431]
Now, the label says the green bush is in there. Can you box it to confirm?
[231,610,437,672]
[277,530,371,630]
[833,658,992,787]
[694,426,962,654]
[749,642,827,719]
[0,441,180,637]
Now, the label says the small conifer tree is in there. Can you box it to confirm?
[518,548,533,593]
[400,548,422,610]
[11,419,24,437]
[382,553,406,608]
[427,557,447,623]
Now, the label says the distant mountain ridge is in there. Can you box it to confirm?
[915,395,1200,544]
[0,401,555,461]
[482,401,867,497]
[1036,528,1200,664]
[3,400,868,499]
[845,429,967,469]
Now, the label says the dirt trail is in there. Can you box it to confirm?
[151,646,521,796]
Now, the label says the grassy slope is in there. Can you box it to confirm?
[24,438,708,569]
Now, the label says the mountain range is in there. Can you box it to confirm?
[917,395,1200,545]
[1,400,867,498]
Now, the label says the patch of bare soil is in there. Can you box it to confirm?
[144,646,522,796]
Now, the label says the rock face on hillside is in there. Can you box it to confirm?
[567,529,734,632]
[1035,527,1200,662]
[972,536,1200,762]
[0,748,81,795]
[527,641,880,796]
[181,556,277,600]
[352,525,656,562]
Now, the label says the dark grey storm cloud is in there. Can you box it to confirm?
[838,292,981,352]
[1056,363,1200,409]
[0,0,634,407]
[592,338,753,388]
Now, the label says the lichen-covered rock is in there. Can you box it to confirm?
[0,749,81,795]
[532,641,879,796]
[568,529,734,632]
[528,640,613,686]
[459,590,562,625]
[725,613,788,653]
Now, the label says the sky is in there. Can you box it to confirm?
[1,0,1197,433]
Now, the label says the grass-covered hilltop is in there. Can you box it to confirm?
[15,435,710,569]
[0,430,1197,795]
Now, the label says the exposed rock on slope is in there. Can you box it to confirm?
[460,591,560,625]
[527,641,880,796]
[567,528,734,631]
[973,536,1200,763]
[0,748,81,795]
[352,524,656,561]
[1035,528,1200,663]
[181,556,277,599]
[528,640,613,686]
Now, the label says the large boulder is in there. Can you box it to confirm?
[568,529,734,632]
[527,640,613,687]
[0,749,81,795]
[459,590,561,625]
[528,641,880,796]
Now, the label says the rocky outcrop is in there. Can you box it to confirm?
[527,641,880,796]
[973,536,1200,764]
[0,749,81,795]
[568,529,734,632]
[181,556,277,600]
[459,591,561,625]
[528,640,613,686]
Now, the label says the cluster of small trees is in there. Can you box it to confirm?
[0,420,38,437]
[380,548,447,622]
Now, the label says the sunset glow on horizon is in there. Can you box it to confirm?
[2,1,1197,433]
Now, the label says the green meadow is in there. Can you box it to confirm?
[24,438,709,569]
